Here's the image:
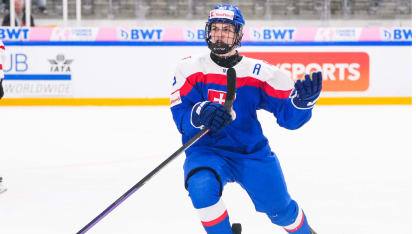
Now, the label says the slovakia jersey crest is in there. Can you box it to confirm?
[208,89,228,105]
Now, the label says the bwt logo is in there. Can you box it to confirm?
[0,28,30,40]
[48,54,73,73]
[119,28,163,41]
[185,29,205,41]
[382,28,412,41]
[251,28,295,41]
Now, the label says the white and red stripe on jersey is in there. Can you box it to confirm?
[171,52,293,102]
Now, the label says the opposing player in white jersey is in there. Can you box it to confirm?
[0,40,5,99]
[170,4,321,234]
[0,40,6,194]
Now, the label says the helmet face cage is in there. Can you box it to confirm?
[205,5,245,55]
[205,20,243,55]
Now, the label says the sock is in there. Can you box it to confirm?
[282,209,311,234]
[268,200,312,234]
[197,199,233,234]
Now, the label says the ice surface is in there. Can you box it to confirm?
[0,105,412,234]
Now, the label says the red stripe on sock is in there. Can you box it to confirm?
[283,212,305,232]
[201,210,228,227]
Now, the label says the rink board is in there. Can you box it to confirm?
[0,41,412,105]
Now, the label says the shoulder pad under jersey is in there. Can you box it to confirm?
[172,53,207,92]
[240,56,294,92]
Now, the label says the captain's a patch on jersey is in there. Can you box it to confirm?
[170,90,182,107]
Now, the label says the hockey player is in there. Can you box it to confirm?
[170,4,321,234]
[0,40,6,194]
[0,40,4,99]
[0,177,6,194]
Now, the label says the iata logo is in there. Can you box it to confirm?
[48,54,73,73]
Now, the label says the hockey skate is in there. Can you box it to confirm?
[0,177,7,194]
[231,223,242,234]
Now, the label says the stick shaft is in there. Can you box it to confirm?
[77,67,237,234]
[76,128,209,234]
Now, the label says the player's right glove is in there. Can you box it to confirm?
[191,101,232,132]
[290,71,322,109]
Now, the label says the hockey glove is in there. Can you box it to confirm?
[191,101,232,132]
[290,71,322,109]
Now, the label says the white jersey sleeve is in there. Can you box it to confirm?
[0,40,5,79]
[170,54,205,107]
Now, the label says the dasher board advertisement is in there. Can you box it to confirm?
[0,42,411,105]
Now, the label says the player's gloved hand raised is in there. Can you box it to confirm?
[191,101,232,132]
[290,71,322,109]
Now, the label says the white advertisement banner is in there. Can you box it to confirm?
[2,45,411,99]
[0,27,411,42]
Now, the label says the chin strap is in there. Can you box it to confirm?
[210,52,242,68]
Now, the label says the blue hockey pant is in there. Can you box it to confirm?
[184,150,312,234]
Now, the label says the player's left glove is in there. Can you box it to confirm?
[290,71,322,109]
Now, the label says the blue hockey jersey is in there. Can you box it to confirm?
[170,52,312,159]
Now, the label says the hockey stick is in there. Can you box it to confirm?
[76,68,237,234]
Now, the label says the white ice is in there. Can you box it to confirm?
[0,105,412,234]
